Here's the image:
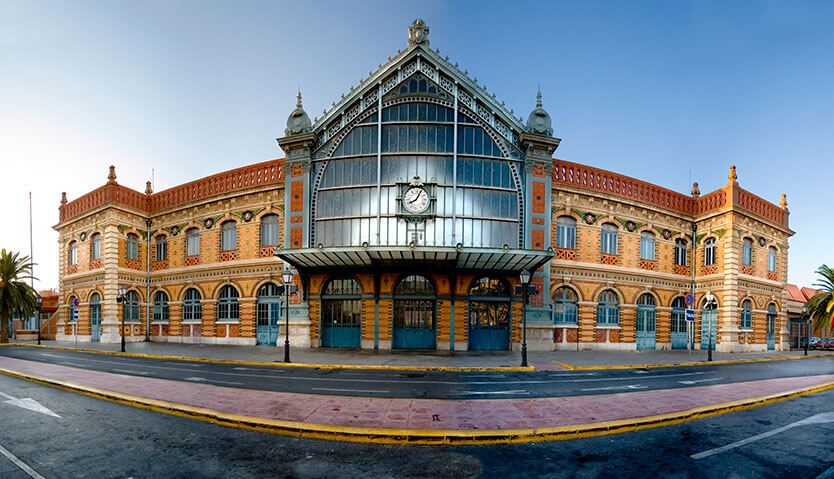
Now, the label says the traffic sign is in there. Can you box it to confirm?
[685,309,696,322]
[72,309,79,321]
[73,297,79,307]
[685,293,695,306]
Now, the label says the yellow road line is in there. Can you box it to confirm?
[0,364,831,445]
[0,343,534,373]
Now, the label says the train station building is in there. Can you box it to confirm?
[54,20,794,353]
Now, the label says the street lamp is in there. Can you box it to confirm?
[35,294,42,345]
[519,269,531,368]
[282,268,295,363]
[802,305,809,356]
[704,290,717,362]
[116,286,127,353]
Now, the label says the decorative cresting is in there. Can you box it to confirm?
[313,19,526,150]
[526,88,553,136]
[285,90,312,136]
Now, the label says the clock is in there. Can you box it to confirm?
[403,186,430,214]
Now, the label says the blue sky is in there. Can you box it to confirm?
[1,0,831,289]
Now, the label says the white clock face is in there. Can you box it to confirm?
[403,187,429,213]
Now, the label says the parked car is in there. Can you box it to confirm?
[807,337,822,349]
[822,338,834,350]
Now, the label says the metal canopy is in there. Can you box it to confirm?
[277,246,553,274]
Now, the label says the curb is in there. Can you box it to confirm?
[0,343,535,373]
[555,353,834,371]
[1,365,832,445]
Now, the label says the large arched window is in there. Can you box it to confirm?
[186,228,200,257]
[183,288,202,322]
[552,287,578,324]
[556,216,576,249]
[68,241,77,266]
[704,238,717,266]
[640,231,656,260]
[320,277,362,348]
[221,221,237,251]
[768,247,777,272]
[674,239,688,266]
[740,299,753,330]
[742,238,753,265]
[671,296,687,337]
[90,233,101,261]
[217,285,239,322]
[260,214,280,247]
[393,274,437,349]
[123,291,140,322]
[126,233,139,260]
[155,235,168,261]
[601,224,618,255]
[152,291,169,322]
[313,87,521,250]
[596,290,619,325]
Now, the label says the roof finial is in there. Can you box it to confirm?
[285,89,312,136]
[296,88,303,108]
[536,85,543,108]
[526,87,553,136]
[780,192,788,209]
[728,165,738,183]
[691,182,701,197]
[145,181,153,195]
[107,165,117,184]
[408,19,430,47]
[60,192,67,206]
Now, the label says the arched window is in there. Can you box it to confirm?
[260,214,280,247]
[640,232,655,260]
[704,238,717,266]
[601,223,618,255]
[152,291,169,322]
[742,238,753,265]
[126,233,139,260]
[217,285,239,322]
[123,291,140,322]
[221,221,237,251]
[768,247,777,272]
[552,287,578,324]
[68,241,77,266]
[556,216,577,249]
[740,299,753,329]
[674,239,688,266]
[596,290,619,325]
[91,233,101,261]
[186,228,200,257]
[155,235,168,261]
[183,288,202,322]
[671,297,687,335]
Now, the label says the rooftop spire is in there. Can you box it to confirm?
[780,192,788,209]
[526,87,553,136]
[728,165,738,183]
[107,165,117,185]
[285,89,312,136]
[145,181,153,195]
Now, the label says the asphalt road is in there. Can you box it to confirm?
[0,346,832,399]
[0,372,832,478]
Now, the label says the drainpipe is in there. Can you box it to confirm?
[145,218,151,341]
[691,223,697,351]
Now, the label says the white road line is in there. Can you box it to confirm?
[59,361,87,368]
[312,387,390,394]
[164,362,203,367]
[112,369,151,376]
[679,378,722,385]
[184,377,243,386]
[0,443,46,479]
[581,384,647,392]
[691,412,834,459]
[449,390,529,395]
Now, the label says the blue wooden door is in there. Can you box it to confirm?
[670,307,687,349]
[393,299,436,350]
[701,309,717,350]
[256,301,280,346]
[91,315,101,342]
[321,298,361,348]
[468,300,510,351]
[636,306,656,350]
[766,314,776,350]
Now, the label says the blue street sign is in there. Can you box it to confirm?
[685,293,695,306]
[685,308,696,322]
[72,309,79,321]
[73,297,79,307]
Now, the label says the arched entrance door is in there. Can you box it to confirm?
[321,278,362,348]
[767,304,777,350]
[393,275,436,350]
[701,299,718,350]
[636,293,657,350]
[90,293,101,342]
[256,283,281,346]
[670,297,687,350]
[468,277,511,351]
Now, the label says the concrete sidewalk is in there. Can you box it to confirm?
[1,355,832,445]
[9,340,832,370]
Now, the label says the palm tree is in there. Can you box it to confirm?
[807,264,834,334]
[0,249,39,343]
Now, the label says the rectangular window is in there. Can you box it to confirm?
[596,304,619,325]
[187,232,200,257]
[601,227,618,255]
[768,249,777,272]
[556,222,576,249]
[640,233,655,260]
[91,237,101,260]
[155,238,167,261]
[674,241,687,266]
[742,239,753,265]
[126,238,139,260]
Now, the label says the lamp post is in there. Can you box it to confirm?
[35,294,42,345]
[803,305,809,356]
[117,286,127,353]
[282,268,294,363]
[704,290,717,362]
[519,269,531,368]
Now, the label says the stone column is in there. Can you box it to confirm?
[100,223,121,343]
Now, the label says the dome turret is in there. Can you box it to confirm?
[285,90,312,136]
[526,88,553,136]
